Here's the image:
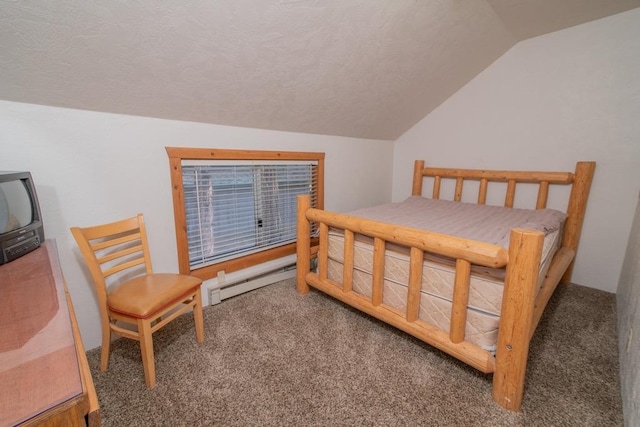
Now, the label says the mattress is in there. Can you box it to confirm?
[325,197,566,352]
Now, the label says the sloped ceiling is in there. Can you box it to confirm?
[1,1,639,140]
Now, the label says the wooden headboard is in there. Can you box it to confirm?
[411,160,596,283]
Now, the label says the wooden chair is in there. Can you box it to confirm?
[71,213,204,388]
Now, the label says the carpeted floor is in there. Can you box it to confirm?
[86,279,622,426]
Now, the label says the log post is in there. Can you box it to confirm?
[296,195,311,294]
[493,228,544,411]
[561,161,596,283]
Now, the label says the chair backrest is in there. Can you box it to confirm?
[71,214,153,306]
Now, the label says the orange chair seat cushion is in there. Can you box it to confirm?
[107,273,202,319]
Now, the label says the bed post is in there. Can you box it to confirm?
[493,228,544,411]
[560,161,596,284]
[412,160,425,196]
[296,195,311,294]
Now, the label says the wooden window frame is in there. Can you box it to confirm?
[166,147,324,280]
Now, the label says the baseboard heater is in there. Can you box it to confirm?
[207,255,297,306]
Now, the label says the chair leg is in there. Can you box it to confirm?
[194,288,204,344]
[100,320,112,372]
[138,318,156,388]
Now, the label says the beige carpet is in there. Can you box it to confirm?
[86,279,622,426]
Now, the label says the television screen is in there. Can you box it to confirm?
[0,180,33,234]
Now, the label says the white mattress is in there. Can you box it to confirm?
[324,197,565,351]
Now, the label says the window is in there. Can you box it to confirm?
[166,147,324,280]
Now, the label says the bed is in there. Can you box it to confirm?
[295,160,595,411]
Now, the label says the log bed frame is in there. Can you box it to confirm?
[295,160,595,411]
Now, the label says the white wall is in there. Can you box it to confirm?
[393,9,640,293]
[0,100,394,349]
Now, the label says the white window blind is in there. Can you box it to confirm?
[182,160,318,269]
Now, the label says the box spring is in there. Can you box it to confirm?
[324,197,564,352]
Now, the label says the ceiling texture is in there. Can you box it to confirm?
[1,0,639,140]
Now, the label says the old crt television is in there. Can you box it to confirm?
[0,171,45,264]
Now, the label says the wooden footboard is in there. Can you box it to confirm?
[296,160,595,412]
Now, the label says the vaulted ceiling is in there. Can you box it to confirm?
[1,1,639,140]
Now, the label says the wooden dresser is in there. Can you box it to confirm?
[0,240,100,426]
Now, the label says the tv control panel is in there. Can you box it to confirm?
[1,232,42,264]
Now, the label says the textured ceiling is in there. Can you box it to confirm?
[1,1,639,140]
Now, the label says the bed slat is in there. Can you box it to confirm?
[454,177,464,201]
[505,180,516,208]
[342,230,355,292]
[318,223,329,281]
[450,259,471,344]
[406,247,423,322]
[372,238,385,306]
[536,181,549,209]
[478,178,488,205]
[433,176,441,200]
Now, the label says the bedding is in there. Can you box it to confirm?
[324,196,565,351]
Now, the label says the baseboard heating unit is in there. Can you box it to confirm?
[207,255,297,306]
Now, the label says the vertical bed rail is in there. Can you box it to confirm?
[450,259,471,343]
[296,195,311,295]
[536,181,550,209]
[318,223,329,281]
[412,160,425,196]
[478,178,488,205]
[406,247,423,322]
[561,161,596,283]
[493,228,544,411]
[372,238,385,306]
[342,230,355,292]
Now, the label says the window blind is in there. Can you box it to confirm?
[182,160,318,269]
